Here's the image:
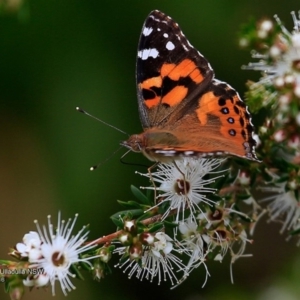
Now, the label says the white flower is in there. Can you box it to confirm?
[152,232,173,257]
[16,231,42,261]
[198,203,253,275]
[115,232,185,285]
[138,158,225,222]
[177,205,252,286]
[244,12,300,99]
[23,273,50,288]
[177,217,210,285]
[260,183,300,233]
[24,213,98,295]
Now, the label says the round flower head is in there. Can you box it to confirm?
[25,213,99,295]
[115,232,185,285]
[138,158,225,222]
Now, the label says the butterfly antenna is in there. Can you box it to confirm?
[90,146,124,171]
[76,107,129,136]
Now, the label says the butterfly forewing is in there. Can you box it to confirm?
[136,10,214,129]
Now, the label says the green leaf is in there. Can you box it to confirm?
[237,193,253,201]
[110,216,124,228]
[163,220,179,229]
[119,252,130,264]
[148,222,164,233]
[127,201,143,208]
[70,264,85,280]
[209,193,222,203]
[136,208,158,222]
[131,185,149,204]
[290,227,300,236]
[111,209,144,221]
[117,200,134,208]
[117,199,142,209]
[4,279,10,293]
[146,188,153,200]
[106,245,116,252]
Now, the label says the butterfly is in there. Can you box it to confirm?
[121,10,258,163]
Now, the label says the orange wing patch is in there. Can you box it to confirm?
[163,59,204,83]
[161,86,188,107]
[141,58,206,109]
[141,76,162,90]
[196,91,216,124]
[143,96,161,108]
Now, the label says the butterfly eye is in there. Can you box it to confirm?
[121,134,145,153]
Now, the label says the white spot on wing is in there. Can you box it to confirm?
[216,151,224,155]
[155,150,176,156]
[155,150,176,154]
[163,33,168,38]
[166,41,175,51]
[138,48,159,60]
[143,26,153,36]
[184,151,194,156]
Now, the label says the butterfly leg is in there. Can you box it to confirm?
[147,162,159,203]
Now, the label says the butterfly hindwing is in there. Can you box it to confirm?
[143,80,257,160]
[162,79,258,159]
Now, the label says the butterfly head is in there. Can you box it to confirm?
[121,134,145,153]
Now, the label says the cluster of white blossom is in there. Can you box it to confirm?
[15,213,98,295]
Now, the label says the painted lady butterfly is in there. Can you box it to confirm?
[121,10,258,163]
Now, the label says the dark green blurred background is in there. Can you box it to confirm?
[1,1,300,299]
